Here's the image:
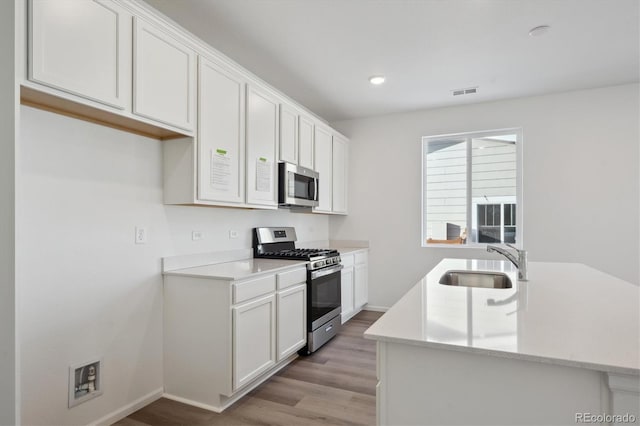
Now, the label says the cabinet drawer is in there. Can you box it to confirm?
[277,268,307,290]
[341,254,355,268]
[355,251,368,265]
[233,275,276,304]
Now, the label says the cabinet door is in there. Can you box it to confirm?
[279,104,298,164]
[277,284,306,361]
[198,57,245,203]
[298,114,315,170]
[133,17,196,131]
[246,85,279,207]
[354,263,368,309]
[332,135,348,214]
[29,0,130,109]
[233,294,276,391]
[341,267,355,323]
[313,126,333,213]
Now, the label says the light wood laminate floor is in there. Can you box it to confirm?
[116,310,383,426]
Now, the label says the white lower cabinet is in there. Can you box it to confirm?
[354,263,368,310]
[163,265,307,412]
[233,294,276,391]
[340,265,355,323]
[277,284,306,361]
[340,250,368,323]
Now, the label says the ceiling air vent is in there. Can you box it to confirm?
[452,87,478,96]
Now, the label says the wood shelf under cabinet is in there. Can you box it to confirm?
[20,86,186,140]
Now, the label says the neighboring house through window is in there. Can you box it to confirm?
[422,129,523,246]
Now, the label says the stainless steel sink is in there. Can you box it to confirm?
[439,270,513,289]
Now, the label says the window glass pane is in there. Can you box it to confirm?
[424,139,467,243]
[471,136,517,244]
[422,131,520,247]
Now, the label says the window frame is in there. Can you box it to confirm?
[421,128,524,249]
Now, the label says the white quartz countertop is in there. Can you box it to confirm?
[364,258,640,375]
[163,258,307,281]
[333,247,368,255]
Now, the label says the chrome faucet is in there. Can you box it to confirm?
[487,243,528,281]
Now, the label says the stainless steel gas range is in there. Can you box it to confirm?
[253,227,342,354]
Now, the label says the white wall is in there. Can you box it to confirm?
[331,84,640,308]
[0,1,17,425]
[17,105,329,425]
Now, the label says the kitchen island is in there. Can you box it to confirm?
[364,259,639,425]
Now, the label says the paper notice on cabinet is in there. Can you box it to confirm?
[256,157,271,192]
[211,149,231,191]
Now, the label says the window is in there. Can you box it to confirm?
[422,129,522,247]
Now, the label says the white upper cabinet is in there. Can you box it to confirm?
[332,135,348,214]
[246,85,279,207]
[313,125,333,213]
[197,56,246,204]
[279,103,298,165]
[133,17,196,132]
[29,0,131,109]
[25,1,350,214]
[298,114,315,170]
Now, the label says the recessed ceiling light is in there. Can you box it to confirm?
[528,25,550,37]
[369,75,385,85]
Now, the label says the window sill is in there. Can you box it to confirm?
[421,243,521,249]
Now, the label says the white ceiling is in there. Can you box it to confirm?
[145,0,639,122]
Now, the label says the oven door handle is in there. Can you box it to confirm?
[310,264,343,279]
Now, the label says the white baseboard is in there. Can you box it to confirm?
[164,352,298,413]
[162,393,223,413]
[91,387,163,426]
[364,305,389,312]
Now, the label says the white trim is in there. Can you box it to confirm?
[364,305,389,313]
[164,353,298,413]
[162,393,224,414]
[90,387,163,426]
[607,373,640,394]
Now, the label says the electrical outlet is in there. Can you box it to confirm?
[135,227,147,244]
[192,231,203,241]
[69,359,103,408]
[229,230,238,239]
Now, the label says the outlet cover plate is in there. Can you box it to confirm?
[135,227,147,244]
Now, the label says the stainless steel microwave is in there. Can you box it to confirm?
[278,162,319,208]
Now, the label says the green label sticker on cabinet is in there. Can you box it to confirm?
[259,157,267,162]
[216,149,227,155]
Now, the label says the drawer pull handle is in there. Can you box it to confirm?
[326,324,333,332]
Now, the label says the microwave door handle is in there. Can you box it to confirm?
[313,178,318,201]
